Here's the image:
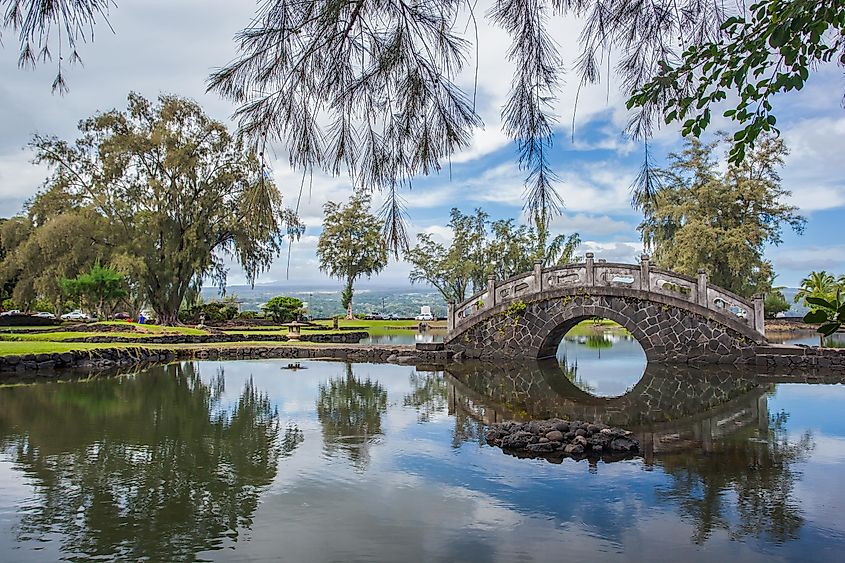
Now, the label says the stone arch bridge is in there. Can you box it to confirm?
[444,254,767,364]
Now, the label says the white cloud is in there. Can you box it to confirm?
[581,240,645,263]
[781,115,845,212]
[0,149,48,215]
[770,244,845,274]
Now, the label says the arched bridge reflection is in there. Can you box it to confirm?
[441,360,771,461]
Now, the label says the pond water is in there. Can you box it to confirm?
[0,333,844,560]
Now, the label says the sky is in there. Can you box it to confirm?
[0,0,843,291]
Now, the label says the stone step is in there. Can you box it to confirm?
[416,342,445,352]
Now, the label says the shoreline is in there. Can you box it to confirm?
[2,340,845,380]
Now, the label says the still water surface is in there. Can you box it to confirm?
[0,333,843,561]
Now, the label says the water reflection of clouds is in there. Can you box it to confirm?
[3,360,843,560]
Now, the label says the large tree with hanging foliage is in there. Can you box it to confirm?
[2,93,300,323]
[638,134,805,297]
[7,1,840,250]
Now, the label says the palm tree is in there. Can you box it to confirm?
[794,271,838,307]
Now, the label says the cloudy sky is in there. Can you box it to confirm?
[1,0,843,290]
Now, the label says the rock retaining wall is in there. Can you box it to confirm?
[0,347,176,373]
[0,344,450,377]
[752,345,845,372]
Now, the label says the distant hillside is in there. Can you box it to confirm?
[200,284,447,318]
[198,285,811,319]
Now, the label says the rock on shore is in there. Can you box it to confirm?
[485,419,639,458]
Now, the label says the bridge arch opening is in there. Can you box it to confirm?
[547,316,647,398]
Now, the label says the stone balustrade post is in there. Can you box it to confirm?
[640,254,650,291]
[447,301,455,332]
[697,269,709,307]
[487,274,497,308]
[752,293,765,335]
[585,252,595,286]
[533,259,544,293]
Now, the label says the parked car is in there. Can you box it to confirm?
[61,310,92,321]
[0,309,22,317]
[33,312,56,319]
[414,313,435,321]
[112,312,132,320]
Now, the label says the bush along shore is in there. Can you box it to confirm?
[485,419,640,461]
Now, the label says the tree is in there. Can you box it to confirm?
[317,192,388,319]
[60,263,127,319]
[262,296,304,323]
[0,210,111,313]
[406,208,489,304]
[764,290,790,319]
[22,93,299,324]
[795,270,844,336]
[794,271,838,308]
[407,208,579,303]
[638,135,805,297]
[486,216,580,280]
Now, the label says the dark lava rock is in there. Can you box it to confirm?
[564,443,584,455]
[554,421,570,433]
[526,442,557,454]
[587,433,613,448]
[501,431,537,449]
[610,437,638,452]
[484,417,640,462]
[545,430,564,442]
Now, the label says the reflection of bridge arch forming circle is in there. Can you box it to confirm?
[442,360,767,442]
[445,287,765,363]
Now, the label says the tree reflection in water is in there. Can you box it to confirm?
[657,410,814,545]
[0,362,286,561]
[316,363,388,469]
[556,359,597,395]
[403,370,448,423]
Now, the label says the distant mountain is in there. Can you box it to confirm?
[780,288,809,317]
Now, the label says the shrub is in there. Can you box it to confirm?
[262,296,304,323]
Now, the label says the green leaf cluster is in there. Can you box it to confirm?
[629,0,845,165]
[797,271,845,336]
[60,263,128,319]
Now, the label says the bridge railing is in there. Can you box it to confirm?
[447,253,765,336]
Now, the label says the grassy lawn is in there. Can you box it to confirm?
[0,339,340,357]
[566,319,628,337]
[89,322,208,335]
[0,319,441,357]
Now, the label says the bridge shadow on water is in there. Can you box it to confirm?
[441,359,773,461]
